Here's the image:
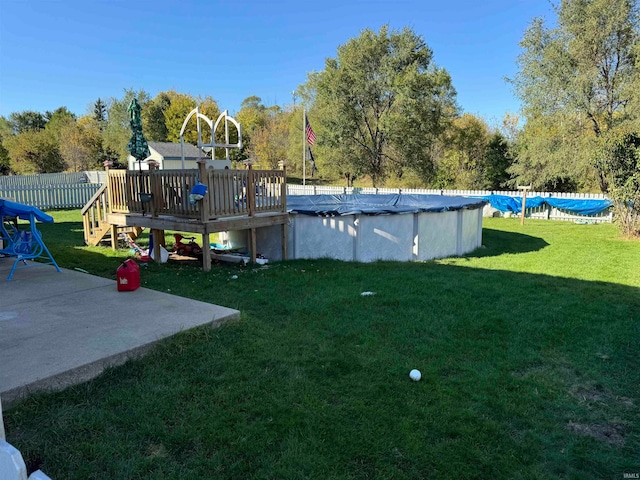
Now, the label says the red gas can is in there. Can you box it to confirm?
[117,259,140,291]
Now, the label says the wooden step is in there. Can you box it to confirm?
[86,222,111,246]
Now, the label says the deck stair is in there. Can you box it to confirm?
[81,183,142,247]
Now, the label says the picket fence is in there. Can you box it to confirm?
[0,172,87,186]
[0,183,102,209]
[0,171,105,209]
[287,184,614,223]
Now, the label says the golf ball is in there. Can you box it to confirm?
[409,369,421,381]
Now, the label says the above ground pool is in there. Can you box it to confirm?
[254,194,487,263]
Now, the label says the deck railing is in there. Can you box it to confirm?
[106,167,286,220]
[206,168,286,219]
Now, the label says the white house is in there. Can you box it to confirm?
[127,142,231,170]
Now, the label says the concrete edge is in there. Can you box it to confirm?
[1,311,240,409]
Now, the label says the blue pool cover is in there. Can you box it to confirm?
[483,194,612,215]
[287,194,487,216]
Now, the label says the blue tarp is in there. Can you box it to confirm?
[483,194,612,215]
[0,199,54,222]
[287,194,486,216]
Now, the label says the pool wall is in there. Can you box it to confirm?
[253,206,483,262]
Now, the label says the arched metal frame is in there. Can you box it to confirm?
[179,108,243,169]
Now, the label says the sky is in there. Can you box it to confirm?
[0,0,553,126]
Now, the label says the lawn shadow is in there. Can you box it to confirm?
[467,227,550,258]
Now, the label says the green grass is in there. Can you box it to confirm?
[5,213,640,479]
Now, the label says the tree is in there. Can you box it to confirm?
[44,107,76,141]
[143,92,171,142]
[511,0,639,191]
[249,109,292,169]
[8,110,47,134]
[59,116,103,171]
[434,114,491,189]
[485,132,514,189]
[94,98,107,123]
[594,130,640,236]
[4,129,64,174]
[303,25,457,187]
[235,96,269,162]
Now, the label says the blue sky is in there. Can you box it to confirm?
[0,0,552,125]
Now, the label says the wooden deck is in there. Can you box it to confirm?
[83,162,288,270]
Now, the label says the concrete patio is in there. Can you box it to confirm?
[0,257,240,407]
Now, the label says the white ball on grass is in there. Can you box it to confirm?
[409,369,421,381]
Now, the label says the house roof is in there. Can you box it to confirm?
[148,142,203,159]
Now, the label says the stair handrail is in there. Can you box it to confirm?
[81,183,108,215]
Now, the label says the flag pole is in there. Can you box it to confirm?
[302,109,306,186]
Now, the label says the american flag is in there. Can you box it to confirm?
[305,117,316,146]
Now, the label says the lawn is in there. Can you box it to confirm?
[4,212,640,479]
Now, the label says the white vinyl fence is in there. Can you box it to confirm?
[287,185,614,223]
[0,183,102,209]
[0,172,104,209]
[0,172,87,186]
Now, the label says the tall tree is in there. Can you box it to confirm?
[93,98,107,123]
[8,110,47,134]
[485,132,514,190]
[302,25,457,187]
[143,91,171,142]
[511,0,639,191]
[44,107,76,141]
[435,114,491,189]
[59,116,103,171]
[249,108,291,169]
[235,96,268,162]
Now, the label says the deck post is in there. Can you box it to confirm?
[250,228,257,263]
[151,228,163,262]
[110,224,118,250]
[202,232,211,271]
[197,160,212,271]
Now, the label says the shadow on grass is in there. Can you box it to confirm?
[468,227,550,258]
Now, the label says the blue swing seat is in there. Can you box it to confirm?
[0,199,61,281]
